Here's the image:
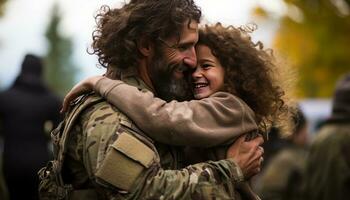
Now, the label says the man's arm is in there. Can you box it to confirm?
[128,134,264,200]
[89,130,255,200]
[80,102,262,199]
[128,158,243,199]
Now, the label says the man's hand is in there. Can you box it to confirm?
[226,134,264,179]
[61,75,104,113]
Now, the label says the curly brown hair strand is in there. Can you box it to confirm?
[90,0,201,70]
[198,23,292,133]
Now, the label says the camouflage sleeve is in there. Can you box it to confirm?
[95,77,257,147]
[81,102,244,199]
[303,126,350,200]
[128,159,244,199]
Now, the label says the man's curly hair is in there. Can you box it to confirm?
[198,23,292,132]
[90,0,201,70]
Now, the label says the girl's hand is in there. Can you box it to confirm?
[61,75,104,113]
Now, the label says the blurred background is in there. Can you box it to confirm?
[1,0,349,133]
[0,0,349,199]
[0,0,348,150]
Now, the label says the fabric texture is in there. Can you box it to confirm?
[63,93,245,199]
[95,76,258,147]
[59,68,256,199]
[257,145,307,200]
[303,124,350,200]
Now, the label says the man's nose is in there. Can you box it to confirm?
[183,47,197,68]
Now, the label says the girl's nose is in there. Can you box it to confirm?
[192,66,202,79]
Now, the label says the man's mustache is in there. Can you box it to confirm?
[169,61,193,78]
[174,64,188,73]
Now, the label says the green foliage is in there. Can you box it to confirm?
[255,0,350,98]
[44,4,79,97]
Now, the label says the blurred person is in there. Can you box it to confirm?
[303,73,350,200]
[0,154,8,200]
[256,106,308,200]
[260,126,289,169]
[0,54,61,200]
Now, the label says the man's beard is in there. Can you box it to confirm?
[149,50,193,102]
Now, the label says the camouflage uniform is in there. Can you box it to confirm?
[257,145,307,200]
[303,74,350,200]
[39,73,251,200]
[303,124,350,200]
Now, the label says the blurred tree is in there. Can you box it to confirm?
[0,0,7,16]
[253,0,350,97]
[45,4,79,97]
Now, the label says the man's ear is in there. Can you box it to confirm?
[138,37,154,57]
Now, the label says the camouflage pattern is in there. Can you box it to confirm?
[303,124,350,200]
[55,75,248,199]
[257,145,307,200]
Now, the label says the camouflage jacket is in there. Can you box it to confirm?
[257,145,307,200]
[303,124,350,200]
[39,73,252,200]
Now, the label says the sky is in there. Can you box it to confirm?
[0,0,286,88]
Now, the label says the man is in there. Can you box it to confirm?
[303,73,350,200]
[39,0,264,199]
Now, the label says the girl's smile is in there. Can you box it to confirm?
[192,44,225,99]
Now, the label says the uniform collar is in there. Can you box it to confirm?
[119,68,153,92]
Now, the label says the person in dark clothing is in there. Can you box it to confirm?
[261,107,308,169]
[0,54,61,200]
[303,73,350,200]
[257,107,309,200]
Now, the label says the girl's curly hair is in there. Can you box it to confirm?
[198,23,293,133]
[90,0,201,70]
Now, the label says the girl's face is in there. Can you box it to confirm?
[192,44,225,99]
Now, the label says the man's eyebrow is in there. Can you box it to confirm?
[179,41,195,46]
[178,40,197,46]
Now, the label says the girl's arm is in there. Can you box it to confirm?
[95,77,258,147]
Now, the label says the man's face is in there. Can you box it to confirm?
[150,20,199,102]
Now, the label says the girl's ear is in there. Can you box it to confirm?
[138,37,154,56]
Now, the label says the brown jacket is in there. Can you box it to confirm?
[95,76,258,147]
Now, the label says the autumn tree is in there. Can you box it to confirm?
[0,0,7,16]
[254,0,350,97]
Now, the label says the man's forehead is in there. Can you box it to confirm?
[179,19,198,41]
[160,19,198,45]
[183,19,198,33]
